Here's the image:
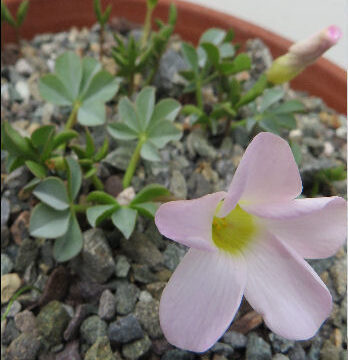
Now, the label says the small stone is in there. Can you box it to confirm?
[146,282,166,300]
[15,58,33,75]
[36,301,70,347]
[186,130,217,160]
[2,318,20,345]
[134,299,162,339]
[98,289,116,320]
[1,273,21,304]
[163,244,186,271]
[5,300,21,317]
[78,229,116,283]
[10,211,30,245]
[115,281,140,315]
[132,264,158,284]
[64,304,95,342]
[55,340,81,360]
[108,314,144,345]
[269,333,294,353]
[1,254,14,276]
[15,238,39,272]
[15,81,30,101]
[14,310,37,333]
[231,311,263,334]
[330,328,343,347]
[222,330,247,349]
[170,170,187,199]
[85,336,116,360]
[246,333,272,360]
[1,197,10,226]
[138,291,153,303]
[287,343,306,360]
[80,315,108,345]
[272,355,289,360]
[330,258,347,297]
[115,255,131,278]
[161,349,195,360]
[5,332,41,360]
[105,175,123,197]
[320,339,340,360]
[211,342,234,356]
[120,233,163,267]
[122,334,152,360]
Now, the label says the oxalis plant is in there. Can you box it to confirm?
[1,0,346,350]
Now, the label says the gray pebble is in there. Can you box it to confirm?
[288,343,306,360]
[1,198,10,226]
[320,339,340,360]
[272,355,290,360]
[115,281,140,315]
[211,342,234,356]
[5,332,40,360]
[246,333,272,360]
[98,289,116,321]
[163,243,186,271]
[108,314,144,345]
[161,349,195,360]
[122,334,152,360]
[170,170,187,199]
[115,255,131,278]
[134,299,162,339]
[84,336,116,360]
[222,330,247,349]
[80,315,108,345]
[269,333,294,353]
[132,264,158,284]
[14,310,37,333]
[1,254,13,276]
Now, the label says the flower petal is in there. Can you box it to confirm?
[246,197,347,259]
[243,231,332,340]
[220,132,302,217]
[160,248,246,352]
[155,192,226,251]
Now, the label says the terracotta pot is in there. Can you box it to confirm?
[2,0,346,114]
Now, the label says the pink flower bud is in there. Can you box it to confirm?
[267,26,342,84]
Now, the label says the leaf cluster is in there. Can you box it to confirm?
[29,158,83,262]
[39,51,119,126]
[87,184,171,239]
[1,0,29,28]
[93,0,112,27]
[108,86,182,162]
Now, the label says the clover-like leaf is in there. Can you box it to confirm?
[53,214,83,262]
[78,100,105,126]
[200,43,220,67]
[140,141,161,162]
[131,184,171,204]
[118,97,142,133]
[55,51,83,100]
[52,130,78,150]
[259,88,285,113]
[181,43,199,74]
[29,203,70,238]
[16,0,29,27]
[151,99,181,123]
[87,190,119,205]
[199,28,226,46]
[135,86,155,128]
[107,122,138,141]
[33,177,70,210]
[79,57,102,94]
[86,204,117,227]
[39,74,73,106]
[147,120,182,148]
[111,207,137,239]
[270,100,305,114]
[25,161,47,179]
[131,202,158,218]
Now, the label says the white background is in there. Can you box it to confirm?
[181,0,347,69]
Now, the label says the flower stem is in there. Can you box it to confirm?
[123,137,146,189]
[65,102,80,130]
[140,6,154,48]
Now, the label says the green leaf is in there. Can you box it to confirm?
[147,120,182,148]
[23,177,41,192]
[140,141,161,162]
[66,157,82,201]
[181,43,199,74]
[52,130,78,149]
[86,204,116,227]
[259,117,281,135]
[81,70,119,103]
[53,214,83,262]
[259,88,285,112]
[33,177,70,210]
[78,100,105,126]
[276,113,297,129]
[270,100,305,114]
[16,0,29,27]
[168,3,177,26]
[111,207,137,239]
[131,202,158,218]
[181,104,204,116]
[87,190,119,205]
[135,87,155,128]
[39,74,73,105]
[94,137,109,162]
[6,155,24,173]
[79,57,102,94]
[236,74,268,109]
[219,42,235,58]
[101,4,112,24]
[199,28,226,45]
[118,97,142,133]
[25,161,47,179]
[219,53,251,75]
[246,117,257,132]
[2,122,36,159]
[93,0,102,22]
[31,125,55,151]
[131,184,171,205]
[1,1,16,26]
[107,122,138,141]
[200,43,220,67]
[147,0,158,10]
[84,167,97,179]
[84,129,95,158]
[55,51,82,100]
[290,141,302,166]
[151,99,181,124]
[29,203,70,238]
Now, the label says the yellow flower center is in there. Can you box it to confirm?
[212,204,256,254]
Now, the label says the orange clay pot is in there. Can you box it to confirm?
[2,0,346,114]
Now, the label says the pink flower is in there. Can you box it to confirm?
[155,132,346,352]
[267,25,342,84]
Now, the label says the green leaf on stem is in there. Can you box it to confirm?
[259,88,285,112]
[52,130,78,149]
[78,100,105,126]
[131,202,158,218]
[86,204,116,227]
[140,141,161,162]
[94,137,109,162]
[25,161,47,179]
[107,122,138,141]
[87,190,119,205]
[66,157,82,201]
[38,74,73,105]
[33,177,70,210]
[135,86,155,128]
[1,1,16,26]
[181,43,199,74]
[16,0,29,27]
[111,207,137,239]
[131,184,171,205]
[151,99,181,123]
[270,100,305,114]
[199,28,226,46]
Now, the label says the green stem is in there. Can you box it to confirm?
[73,204,90,213]
[1,286,42,322]
[65,102,80,130]
[123,137,146,189]
[99,25,104,61]
[196,77,203,110]
[128,73,135,96]
[91,174,104,190]
[230,118,247,129]
[140,6,154,48]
